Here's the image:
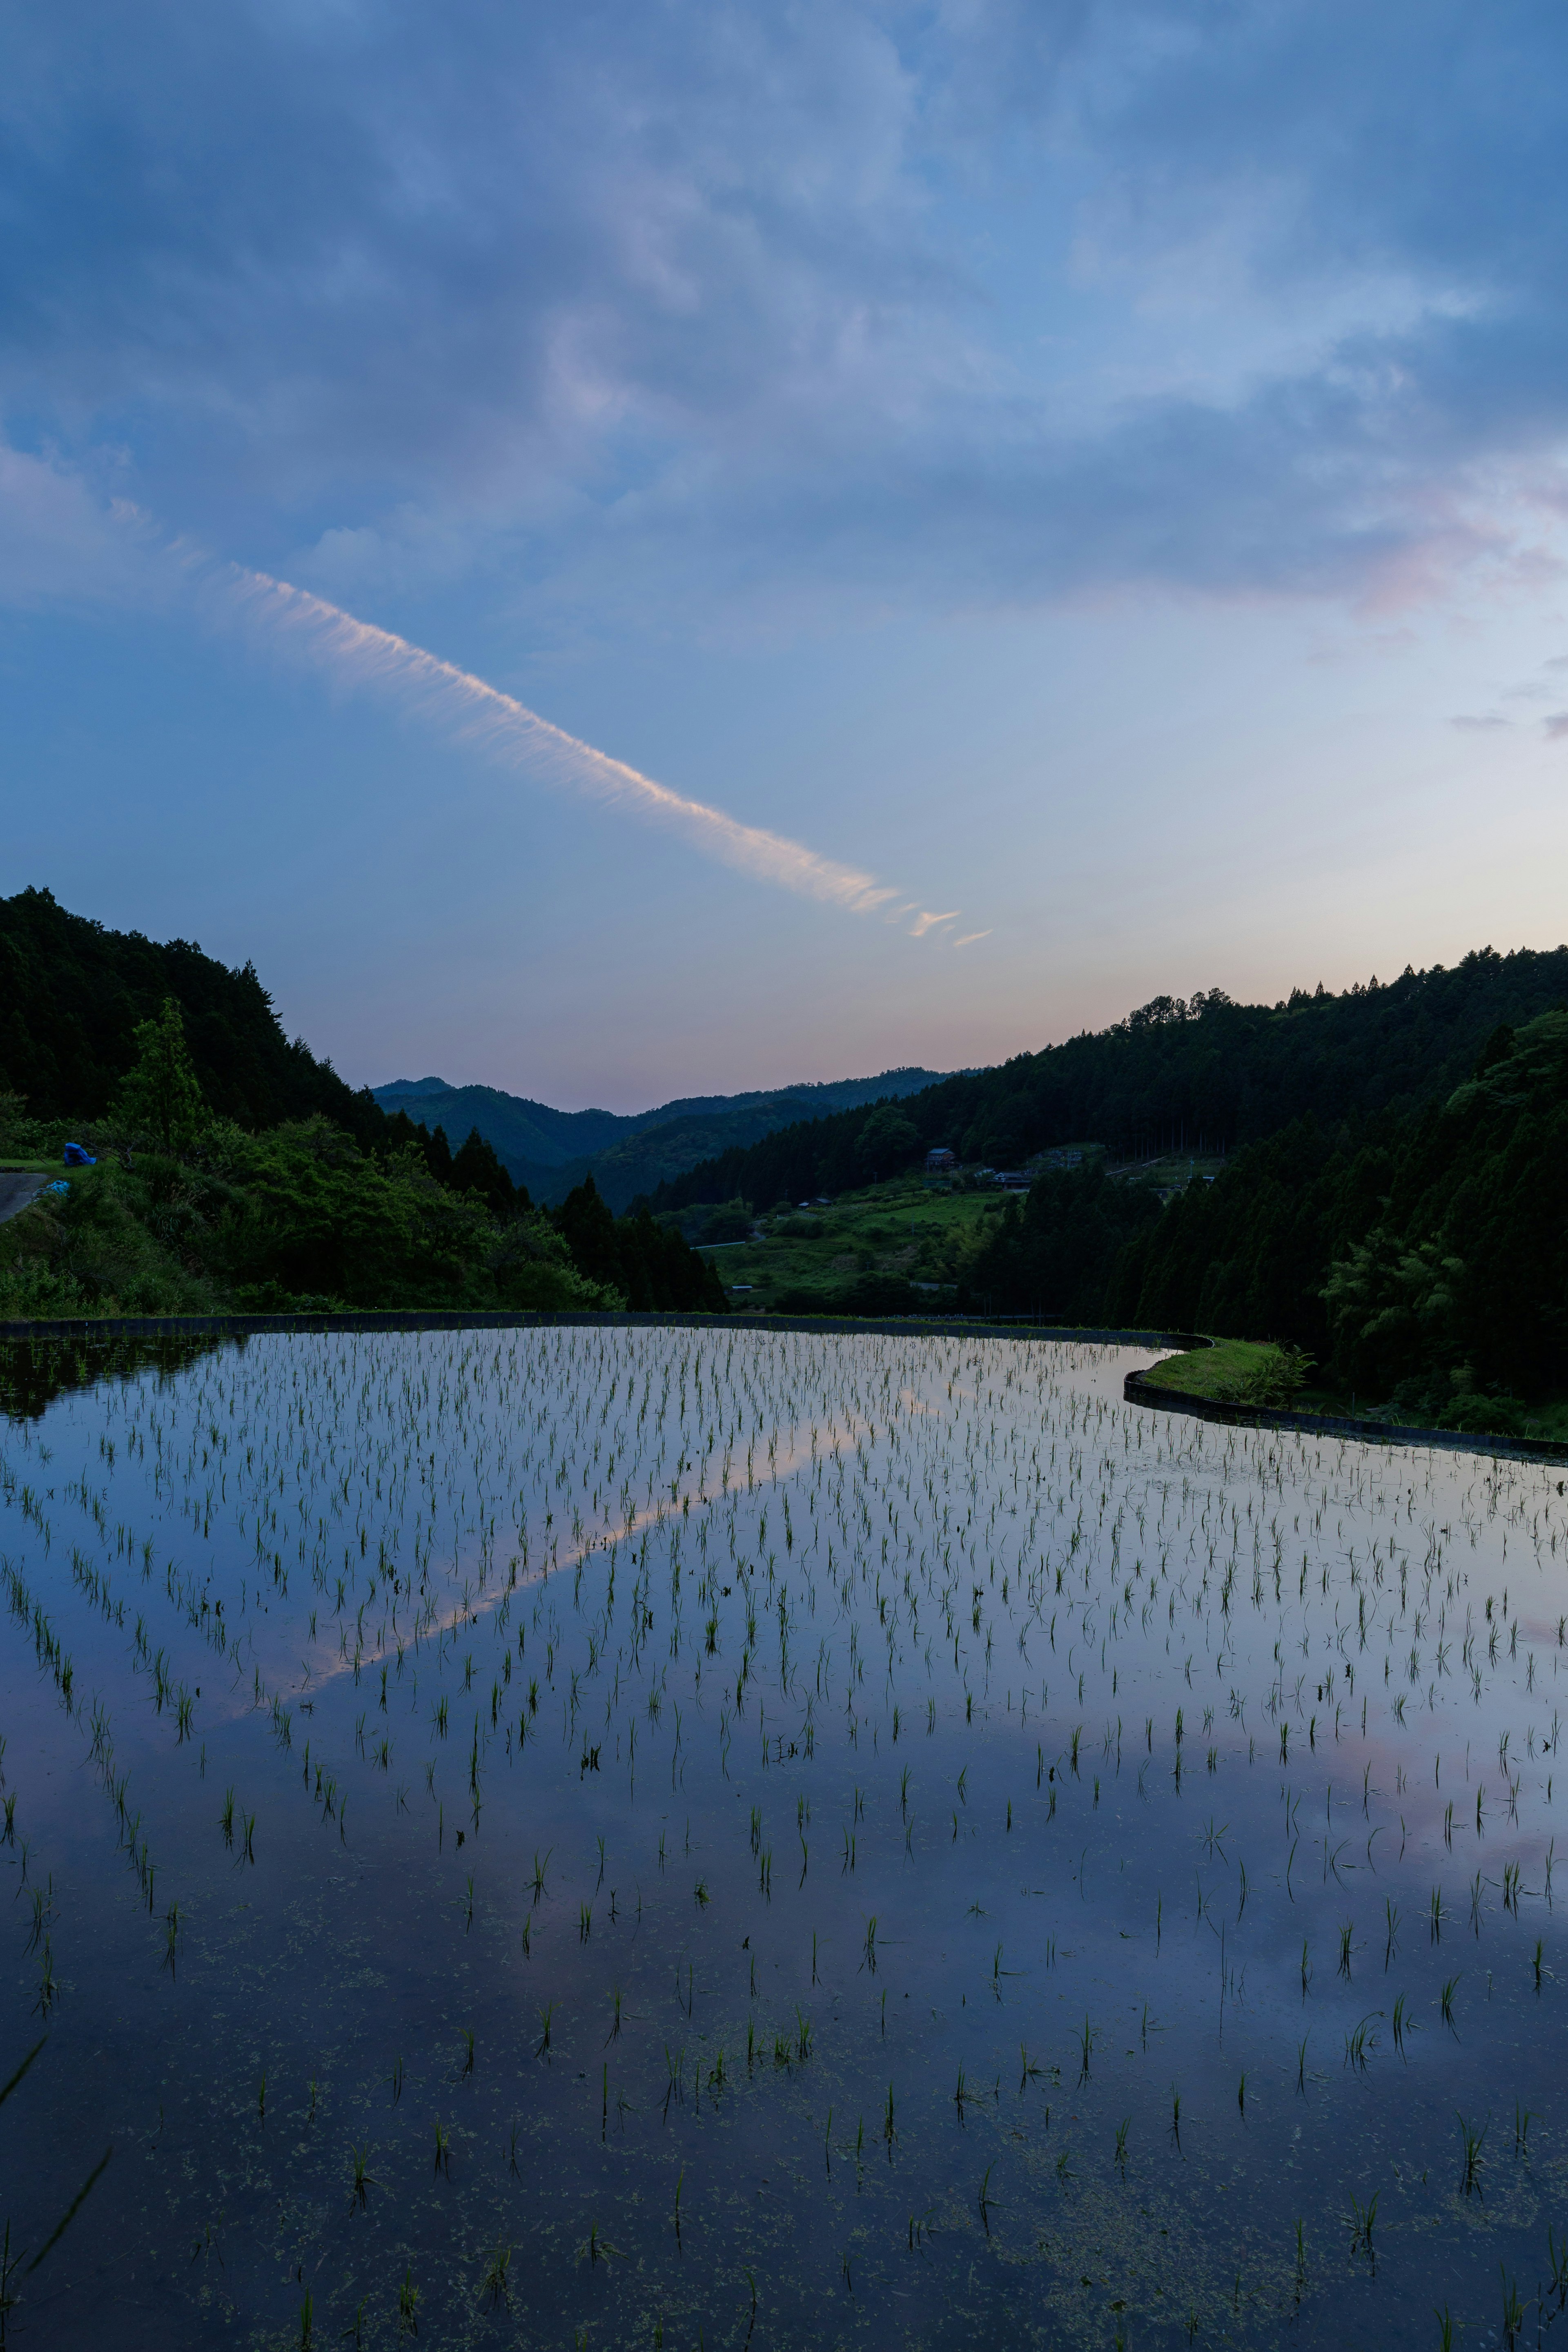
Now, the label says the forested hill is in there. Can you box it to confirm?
[0,889,728,1323]
[960,1007,1568,1428]
[0,886,385,1142]
[651,947,1568,1212]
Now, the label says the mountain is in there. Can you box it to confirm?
[370,1081,634,1174]
[371,1069,949,1212]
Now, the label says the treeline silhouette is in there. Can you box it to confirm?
[1,890,722,1318]
[652,947,1568,1210]
[964,1011,1568,1425]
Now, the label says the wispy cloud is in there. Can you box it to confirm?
[213,560,932,924]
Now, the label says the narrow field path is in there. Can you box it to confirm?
[0,1171,47,1223]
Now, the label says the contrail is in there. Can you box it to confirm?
[212,559,961,932]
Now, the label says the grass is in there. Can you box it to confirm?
[1145,1334,1568,1440]
[681,1174,1018,1308]
[1140,1338,1285,1400]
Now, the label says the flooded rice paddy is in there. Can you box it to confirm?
[2,1325,1568,2350]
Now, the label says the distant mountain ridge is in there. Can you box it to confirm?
[372,1068,949,1212]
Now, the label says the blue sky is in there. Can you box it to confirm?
[5,0,1568,1109]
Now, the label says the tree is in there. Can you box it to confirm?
[854,1106,918,1180]
[111,997,207,1154]
[450,1124,522,1217]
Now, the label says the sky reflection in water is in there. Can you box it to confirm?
[1,1327,1566,2350]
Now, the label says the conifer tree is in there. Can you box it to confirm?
[111,997,207,1154]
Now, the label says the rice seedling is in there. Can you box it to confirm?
[1344,2014,1380,2070]
[1348,2188,1379,2261]
[1500,2264,1525,2345]
[480,2244,511,2307]
[1457,2112,1487,2196]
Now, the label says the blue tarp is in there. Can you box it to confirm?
[62,1142,96,1166]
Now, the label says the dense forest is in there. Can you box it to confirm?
[649,947,1568,1425]
[0,893,724,1319]
[651,947,1568,1211]
[960,1011,1568,1429]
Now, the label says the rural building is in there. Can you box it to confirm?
[925,1146,956,1173]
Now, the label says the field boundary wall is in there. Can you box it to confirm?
[0,1308,1206,1347]
[1124,1365,1568,1470]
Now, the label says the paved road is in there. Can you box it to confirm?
[0,1172,50,1225]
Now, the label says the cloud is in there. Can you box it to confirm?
[6,2,1568,618]
[211,557,915,919]
[1450,713,1509,731]
[1544,713,1568,740]
[0,442,150,606]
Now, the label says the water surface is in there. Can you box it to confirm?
[1,1327,1565,2350]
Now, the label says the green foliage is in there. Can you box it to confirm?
[697,1199,753,1243]
[0,1158,217,1319]
[1118,1012,1568,1412]
[1211,1343,1316,1409]
[773,1273,920,1317]
[854,1107,918,1180]
[218,1123,495,1307]
[449,1125,527,1218]
[111,998,209,1154]
[0,1123,618,1319]
[962,1163,1163,1323]
[551,1178,728,1314]
[1322,1233,1464,1396]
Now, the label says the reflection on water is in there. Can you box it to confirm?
[0,1333,229,1424]
[1,1327,1566,2349]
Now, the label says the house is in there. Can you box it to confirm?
[996,1170,1032,1191]
[925,1146,956,1173]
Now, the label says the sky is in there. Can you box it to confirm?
[5,0,1568,1111]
